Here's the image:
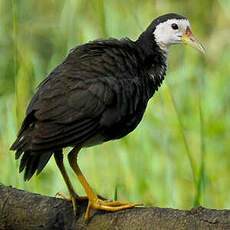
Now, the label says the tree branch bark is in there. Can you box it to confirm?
[0,185,229,230]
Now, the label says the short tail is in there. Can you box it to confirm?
[10,115,52,181]
[11,135,52,181]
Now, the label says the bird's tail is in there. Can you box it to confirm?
[10,115,52,181]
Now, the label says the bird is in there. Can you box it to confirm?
[10,13,205,220]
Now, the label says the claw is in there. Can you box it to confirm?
[56,191,113,217]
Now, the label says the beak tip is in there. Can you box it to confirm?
[202,48,206,54]
[199,44,206,54]
[183,34,206,54]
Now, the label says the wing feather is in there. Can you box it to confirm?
[11,38,146,181]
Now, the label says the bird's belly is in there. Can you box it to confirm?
[83,134,105,147]
[82,115,143,148]
[102,107,147,142]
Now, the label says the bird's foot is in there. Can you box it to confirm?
[56,191,76,201]
[56,192,109,215]
[56,191,81,214]
[85,198,143,220]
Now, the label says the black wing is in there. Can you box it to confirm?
[10,38,148,180]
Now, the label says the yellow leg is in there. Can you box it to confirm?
[54,151,80,213]
[68,147,142,220]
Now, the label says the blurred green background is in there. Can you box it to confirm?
[0,0,230,210]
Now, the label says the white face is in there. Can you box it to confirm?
[153,19,191,52]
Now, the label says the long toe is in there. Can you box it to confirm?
[93,201,143,210]
[56,191,81,214]
[56,192,72,201]
[85,199,143,220]
[102,200,143,207]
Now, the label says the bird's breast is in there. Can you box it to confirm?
[100,86,149,142]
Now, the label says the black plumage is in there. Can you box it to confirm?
[10,13,202,219]
[13,38,165,180]
[11,14,184,178]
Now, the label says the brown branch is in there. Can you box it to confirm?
[0,185,229,230]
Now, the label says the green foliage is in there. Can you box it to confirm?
[0,0,230,210]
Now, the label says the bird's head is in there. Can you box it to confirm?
[150,13,205,54]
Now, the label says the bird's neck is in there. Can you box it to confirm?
[135,33,168,88]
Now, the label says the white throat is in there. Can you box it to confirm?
[156,41,170,54]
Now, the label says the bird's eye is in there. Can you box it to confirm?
[171,23,178,30]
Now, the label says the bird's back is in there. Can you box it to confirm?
[11,37,166,180]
